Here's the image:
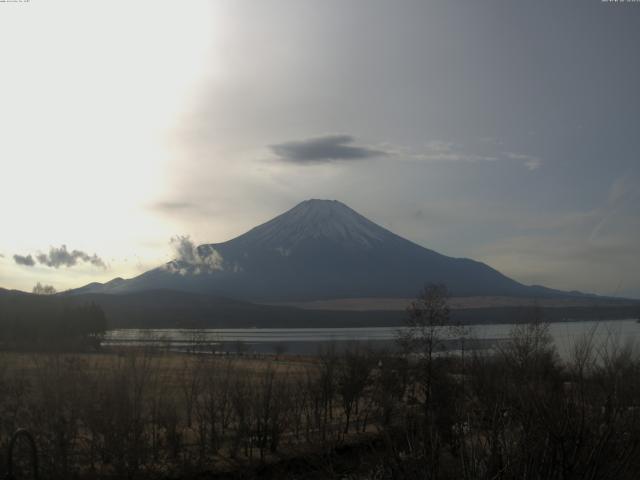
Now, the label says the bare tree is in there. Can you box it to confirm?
[398,284,450,361]
[32,282,57,295]
[397,284,451,408]
[337,345,372,433]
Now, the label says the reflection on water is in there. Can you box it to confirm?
[103,319,640,358]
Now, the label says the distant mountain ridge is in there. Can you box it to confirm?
[70,199,591,301]
[6,288,637,330]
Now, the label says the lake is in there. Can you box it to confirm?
[104,319,640,359]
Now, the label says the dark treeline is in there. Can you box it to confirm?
[0,292,107,349]
[66,289,406,328]
[2,288,638,331]
[55,289,640,329]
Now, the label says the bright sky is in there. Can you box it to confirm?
[0,1,218,289]
[1,1,639,298]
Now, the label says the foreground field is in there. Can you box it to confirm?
[2,324,640,479]
[0,348,383,479]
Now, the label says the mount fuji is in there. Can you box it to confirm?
[71,199,575,301]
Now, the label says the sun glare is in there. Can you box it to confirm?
[0,1,220,289]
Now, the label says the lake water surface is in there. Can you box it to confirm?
[104,319,640,358]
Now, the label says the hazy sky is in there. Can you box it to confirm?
[1,1,639,298]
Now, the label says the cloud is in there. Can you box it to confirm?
[268,135,545,175]
[589,173,640,242]
[35,245,106,269]
[269,135,503,165]
[150,200,223,220]
[382,140,498,163]
[408,140,542,171]
[504,152,542,171]
[170,235,201,264]
[13,254,35,267]
[411,143,497,163]
[388,142,541,168]
[169,235,223,272]
[270,134,387,163]
[153,201,196,212]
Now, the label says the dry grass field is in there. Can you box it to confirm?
[0,347,383,479]
[2,320,640,479]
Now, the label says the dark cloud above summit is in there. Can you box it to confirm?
[270,135,387,164]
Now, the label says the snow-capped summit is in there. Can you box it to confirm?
[232,199,391,250]
[70,199,567,301]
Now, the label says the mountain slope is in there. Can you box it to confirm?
[70,199,578,301]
